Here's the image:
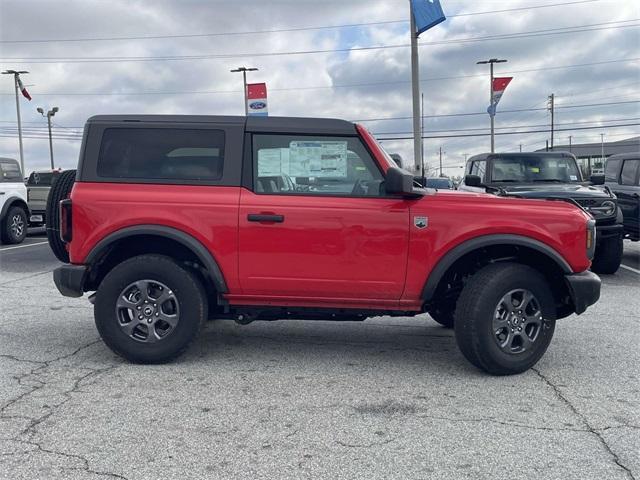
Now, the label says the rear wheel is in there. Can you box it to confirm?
[590,234,623,274]
[45,169,76,263]
[1,206,28,244]
[454,263,556,375]
[94,255,206,363]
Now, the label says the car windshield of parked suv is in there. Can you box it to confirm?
[491,155,582,183]
[0,161,22,181]
[27,171,58,186]
[425,178,452,189]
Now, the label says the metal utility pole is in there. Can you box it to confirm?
[568,135,572,152]
[2,70,28,175]
[37,107,59,169]
[439,146,443,176]
[410,1,422,174]
[409,2,422,172]
[519,144,523,152]
[548,93,555,149]
[230,66,258,115]
[600,133,605,161]
[419,92,426,180]
[477,58,507,153]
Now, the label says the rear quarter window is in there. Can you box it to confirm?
[97,128,225,182]
[620,159,639,186]
[604,158,621,182]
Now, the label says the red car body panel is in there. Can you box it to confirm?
[67,127,592,312]
[68,183,243,292]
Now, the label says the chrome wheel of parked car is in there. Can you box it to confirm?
[116,279,180,343]
[493,289,543,354]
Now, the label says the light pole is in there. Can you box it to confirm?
[1,69,29,175]
[37,106,58,169]
[477,58,507,153]
[230,66,258,115]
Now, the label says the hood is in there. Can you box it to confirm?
[495,183,611,199]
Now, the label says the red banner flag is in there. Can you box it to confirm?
[488,77,513,116]
[16,76,31,101]
[247,83,268,116]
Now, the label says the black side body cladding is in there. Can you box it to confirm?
[86,225,228,293]
[421,234,573,302]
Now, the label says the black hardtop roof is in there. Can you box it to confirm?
[86,115,357,135]
[606,152,640,161]
[468,151,576,162]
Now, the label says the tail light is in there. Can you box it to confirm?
[60,199,73,243]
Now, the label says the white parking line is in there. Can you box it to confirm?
[0,241,48,252]
[620,264,640,275]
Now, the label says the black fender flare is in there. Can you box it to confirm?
[85,225,228,293]
[421,234,572,302]
[0,196,29,220]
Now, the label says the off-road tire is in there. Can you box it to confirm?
[1,205,28,244]
[454,263,556,376]
[45,169,76,262]
[94,255,207,364]
[590,234,623,274]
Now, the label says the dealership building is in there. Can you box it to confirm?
[536,136,639,176]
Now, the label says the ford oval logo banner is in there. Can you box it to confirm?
[247,83,268,116]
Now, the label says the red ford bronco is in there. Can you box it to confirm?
[49,115,600,375]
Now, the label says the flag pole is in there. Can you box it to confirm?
[409,1,422,175]
[2,69,30,176]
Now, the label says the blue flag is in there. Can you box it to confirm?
[411,0,446,36]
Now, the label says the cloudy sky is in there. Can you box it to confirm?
[0,0,638,175]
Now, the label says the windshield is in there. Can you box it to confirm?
[425,178,452,189]
[491,155,582,183]
[27,171,58,186]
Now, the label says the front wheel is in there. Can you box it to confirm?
[1,206,28,244]
[454,263,556,375]
[94,255,207,363]
[590,234,623,274]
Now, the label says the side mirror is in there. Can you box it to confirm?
[590,174,605,185]
[465,174,482,187]
[386,167,421,197]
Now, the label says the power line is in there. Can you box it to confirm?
[4,116,638,139]
[370,116,640,135]
[376,122,640,141]
[355,99,640,122]
[0,0,601,44]
[2,20,637,63]
[2,57,637,97]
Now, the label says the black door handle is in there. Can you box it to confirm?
[247,213,284,223]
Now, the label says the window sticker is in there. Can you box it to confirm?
[530,167,540,173]
[570,175,578,181]
[258,148,288,176]
[289,141,348,178]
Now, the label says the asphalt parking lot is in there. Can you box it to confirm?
[1,233,638,480]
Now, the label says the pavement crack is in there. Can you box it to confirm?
[15,439,128,479]
[532,368,636,480]
[336,436,398,448]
